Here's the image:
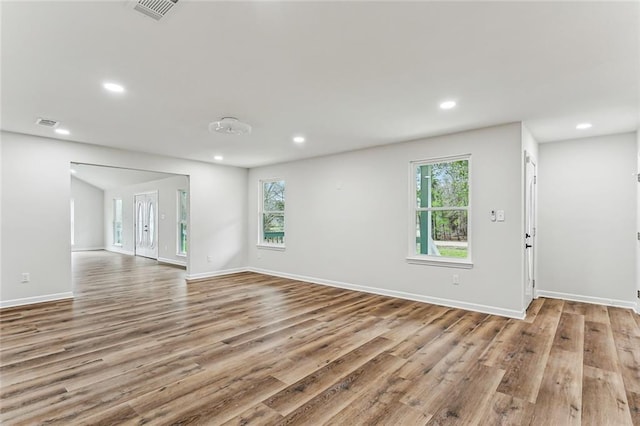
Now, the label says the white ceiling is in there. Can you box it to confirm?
[71,163,177,190]
[2,1,638,168]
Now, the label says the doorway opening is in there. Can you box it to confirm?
[69,162,189,269]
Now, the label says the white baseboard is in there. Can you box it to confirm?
[247,267,525,320]
[185,267,249,282]
[72,246,105,252]
[158,257,187,267]
[105,247,135,256]
[536,289,637,310]
[0,292,74,309]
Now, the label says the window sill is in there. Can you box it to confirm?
[176,253,187,258]
[113,243,122,247]
[257,244,286,251]
[406,256,473,269]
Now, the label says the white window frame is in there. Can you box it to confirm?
[177,189,187,256]
[406,154,473,268]
[258,178,285,250]
[113,198,123,247]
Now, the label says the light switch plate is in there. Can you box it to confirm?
[497,210,505,222]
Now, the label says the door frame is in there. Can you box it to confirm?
[524,151,537,309]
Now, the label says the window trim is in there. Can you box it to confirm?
[113,198,123,247]
[177,189,187,256]
[258,178,286,249]
[406,154,473,268]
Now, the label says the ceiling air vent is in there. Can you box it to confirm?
[133,0,178,21]
[35,118,59,128]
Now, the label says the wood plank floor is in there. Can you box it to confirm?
[1,250,638,425]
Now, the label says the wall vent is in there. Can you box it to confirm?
[133,0,178,21]
[35,118,59,128]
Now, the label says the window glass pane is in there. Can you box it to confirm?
[416,210,468,258]
[115,223,122,245]
[114,199,122,222]
[179,223,187,254]
[137,203,144,244]
[416,161,468,208]
[263,181,285,211]
[179,191,187,221]
[416,164,431,208]
[430,160,469,208]
[263,213,284,244]
[114,199,123,245]
[177,190,188,255]
[149,202,155,246]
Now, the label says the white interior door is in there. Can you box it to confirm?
[134,192,158,259]
[524,155,537,306]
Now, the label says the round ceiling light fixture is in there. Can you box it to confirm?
[209,117,252,136]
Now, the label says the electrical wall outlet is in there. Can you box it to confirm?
[207,255,212,263]
[21,273,30,283]
[452,274,460,285]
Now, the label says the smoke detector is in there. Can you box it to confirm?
[36,118,59,128]
[132,0,178,21]
[209,117,252,136]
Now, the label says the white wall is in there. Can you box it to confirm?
[70,176,104,251]
[0,131,247,307]
[104,175,188,266]
[248,123,526,317]
[537,132,637,307]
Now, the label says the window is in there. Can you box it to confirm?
[113,199,123,246]
[177,190,187,255]
[70,199,75,246]
[259,179,285,246]
[409,155,471,266]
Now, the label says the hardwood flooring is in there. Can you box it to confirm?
[1,251,638,425]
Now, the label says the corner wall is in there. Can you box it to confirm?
[537,132,637,308]
[71,176,104,251]
[248,123,526,317]
[0,131,247,307]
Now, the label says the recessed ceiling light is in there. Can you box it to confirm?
[576,122,592,130]
[293,136,305,143]
[103,82,125,93]
[55,128,70,135]
[214,155,224,161]
[70,169,77,174]
[439,100,456,110]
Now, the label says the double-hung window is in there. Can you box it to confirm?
[409,155,471,267]
[113,199,123,246]
[259,179,285,247]
[177,190,187,255]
